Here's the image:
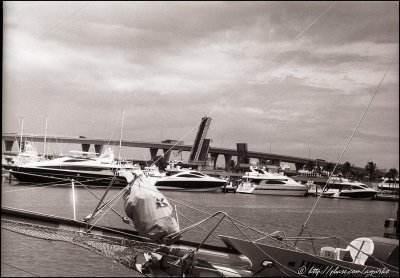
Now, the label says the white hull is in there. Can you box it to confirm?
[237,184,308,196]
[156,186,222,192]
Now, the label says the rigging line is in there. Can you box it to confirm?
[131,181,305,239]
[176,207,369,275]
[226,215,376,275]
[298,49,399,238]
[87,187,129,232]
[150,1,337,167]
[224,214,303,277]
[3,182,72,193]
[39,2,90,38]
[293,1,336,41]
[75,180,128,220]
[175,211,221,241]
[1,261,39,277]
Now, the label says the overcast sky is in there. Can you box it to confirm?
[2,1,399,170]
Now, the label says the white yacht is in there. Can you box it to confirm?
[378,178,399,193]
[236,166,308,196]
[310,177,377,199]
[5,147,137,187]
[10,141,44,166]
[154,170,227,192]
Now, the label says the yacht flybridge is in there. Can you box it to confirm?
[5,147,137,187]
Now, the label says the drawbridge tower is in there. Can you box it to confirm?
[188,117,212,163]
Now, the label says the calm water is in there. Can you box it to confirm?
[1,178,398,277]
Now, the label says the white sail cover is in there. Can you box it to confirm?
[123,171,180,242]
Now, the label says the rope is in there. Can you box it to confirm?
[297,49,399,240]
[3,182,72,193]
[1,261,39,277]
[1,219,158,275]
[87,186,129,232]
[151,1,337,167]
[75,180,133,225]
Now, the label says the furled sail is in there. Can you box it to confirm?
[122,170,180,242]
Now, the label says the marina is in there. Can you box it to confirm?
[1,179,398,276]
[2,1,399,277]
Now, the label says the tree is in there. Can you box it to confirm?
[350,168,361,180]
[323,162,335,174]
[227,159,236,171]
[365,161,377,181]
[342,161,352,178]
[304,160,315,171]
[385,168,398,180]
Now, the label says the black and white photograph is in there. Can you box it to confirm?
[2,1,399,277]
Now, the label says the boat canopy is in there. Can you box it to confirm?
[365,237,399,269]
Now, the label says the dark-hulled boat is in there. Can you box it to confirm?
[3,148,137,187]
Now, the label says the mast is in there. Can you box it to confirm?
[43,116,48,159]
[19,117,24,153]
[118,108,124,164]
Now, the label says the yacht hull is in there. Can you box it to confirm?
[155,180,225,192]
[237,185,308,196]
[337,190,377,199]
[6,166,128,187]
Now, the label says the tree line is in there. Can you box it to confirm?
[303,160,398,182]
[229,157,398,182]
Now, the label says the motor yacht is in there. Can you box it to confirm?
[378,178,399,193]
[154,170,227,192]
[236,166,308,196]
[310,177,377,199]
[6,147,137,187]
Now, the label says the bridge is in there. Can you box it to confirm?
[2,133,322,170]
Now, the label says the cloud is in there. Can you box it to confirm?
[2,1,399,170]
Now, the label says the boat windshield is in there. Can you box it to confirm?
[351,185,368,190]
[188,171,205,176]
[177,173,205,178]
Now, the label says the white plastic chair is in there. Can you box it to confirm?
[335,237,374,265]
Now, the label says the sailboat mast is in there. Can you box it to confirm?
[118,109,124,164]
[19,117,24,153]
[43,116,48,159]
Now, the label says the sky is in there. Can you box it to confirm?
[2,1,399,170]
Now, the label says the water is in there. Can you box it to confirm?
[1,178,397,277]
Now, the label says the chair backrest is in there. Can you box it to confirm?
[347,237,374,265]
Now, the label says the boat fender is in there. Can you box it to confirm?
[262,260,273,268]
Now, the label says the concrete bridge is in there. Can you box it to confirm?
[2,133,325,169]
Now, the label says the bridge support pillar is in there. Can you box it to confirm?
[150,148,158,161]
[224,154,233,170]
[5,140,14,152]
[162,149,171,162]
[94,144,103,156]
[81,144,90,154]
[210,153,219,170]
